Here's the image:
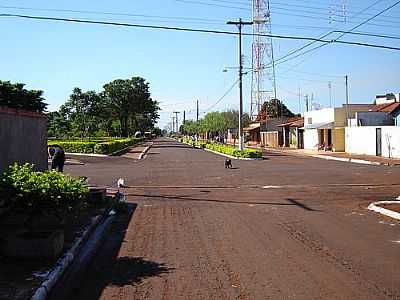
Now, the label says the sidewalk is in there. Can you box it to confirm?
[119,142,152,160]
[259,146,400,166]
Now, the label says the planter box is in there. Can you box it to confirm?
[88,187,107,204]
[1,230,64,259]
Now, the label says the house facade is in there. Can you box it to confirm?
[259,117,289,147]
[243,122,261,145]
[345,99,400,158]
[278,117,304,149]
[303,104,372,152]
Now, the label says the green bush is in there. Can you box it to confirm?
[48,141,96,153]
[0,163,89,227]
[94,138,142,154]
[48,137,143,154]
[180,136,261,158]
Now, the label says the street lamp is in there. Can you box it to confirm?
[227,18,253,151]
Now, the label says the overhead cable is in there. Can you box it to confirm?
[0,13,399,51]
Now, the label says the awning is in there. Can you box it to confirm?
[243,123,260,132]
[301,122,334,130]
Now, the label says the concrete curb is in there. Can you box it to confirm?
[66,152,107,158]
[138,143,153,160]
[368,200,400,221]
[310,155,382,165]
[31,214,104,300]
[263,147,393,166]
[30,192,126,300]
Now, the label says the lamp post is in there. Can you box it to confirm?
[227,18,253,151]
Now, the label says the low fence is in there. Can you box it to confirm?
[0,107,47,172]
[345,126,400,159]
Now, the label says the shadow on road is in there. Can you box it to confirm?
[110,256,172,286]
[69,203,172,300]
[126,193,320,211]
[152,144,194,149]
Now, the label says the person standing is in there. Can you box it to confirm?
[48,144,66,172]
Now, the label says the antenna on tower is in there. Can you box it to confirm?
[250,0,277,121]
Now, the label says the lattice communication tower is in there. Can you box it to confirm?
[251,0,277,120]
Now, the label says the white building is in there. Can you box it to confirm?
[303,104,372,152]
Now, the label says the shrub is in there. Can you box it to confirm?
[179,136,262,158]
[48,137,143,154]
[0,163,89,228]
[48,141,96,153]
[94,138,142,154]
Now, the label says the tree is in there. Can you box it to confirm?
[0,80,47,112]
[256,98,294,121]
[181,120,202,135]
[103,77,159,137]
[221,110,250,129]
[63,88,104,138]
[47,110,70,138]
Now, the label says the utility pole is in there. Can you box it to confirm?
[305,94,309,112]
[311,93,314,111]
[171,116,175,133]
[328,81,332,107]
[345,75,350,126]
[183,110,186,124]
[173,111,180,134]
[227,18,253,151]
[298,87,301,114]
[196,100,199,122]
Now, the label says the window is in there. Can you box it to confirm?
[308,117,312,124]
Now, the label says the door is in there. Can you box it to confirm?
[376,128,382,156]
[327,129,332,146]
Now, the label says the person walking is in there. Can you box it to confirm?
[48,144,66,172]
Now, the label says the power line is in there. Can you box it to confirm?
[0,5,226,23]
[333,30,400,40]
[272,0,386,65]
[5,5,395,33]
[270,1,400,21]
[174,0,251,11]
[3,4,400,29]
[1,13,399,51]
[271,0,399,66]
[202,79,240,113]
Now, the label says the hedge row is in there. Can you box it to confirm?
[180,137,262,158]
[48,141,96,153]
[94,138,142,154]
[48,138,143,154]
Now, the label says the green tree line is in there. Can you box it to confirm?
[0,80,47,112]
[48,76,160,138]
[181,110,251,137]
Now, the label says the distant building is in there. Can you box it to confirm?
[375,93,400,105]
[278,117,304,149]
[303,104,372,152]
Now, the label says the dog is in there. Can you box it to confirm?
[224,159,232,169]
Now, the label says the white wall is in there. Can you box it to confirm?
[304,108,335,126]
[345,126,400,158]
[304,129,318,149]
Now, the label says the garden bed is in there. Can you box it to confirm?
[48,138,143,155]
[0,202,111,300]
[180,137,262,159]
[0,164,121,300]
[380,203,400,213]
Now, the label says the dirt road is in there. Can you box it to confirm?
[69,138,400,299]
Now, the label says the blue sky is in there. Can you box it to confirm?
[1,0,399,129]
